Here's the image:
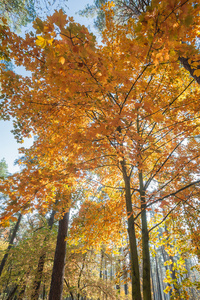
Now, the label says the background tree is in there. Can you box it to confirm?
[80,0,200,85]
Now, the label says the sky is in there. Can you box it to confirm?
[0,0,97,174]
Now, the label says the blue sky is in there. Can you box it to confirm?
[0,0,96,174]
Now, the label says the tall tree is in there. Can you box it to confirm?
[0,3,200,299]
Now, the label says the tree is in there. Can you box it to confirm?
[0,213,22,277]
[0,3,200,299]
[0,212,58,299]
[81,0,200,86]
[0,158,9,179]
[31,208,56,300]
[0,0,69,31]
[0,0,35,30]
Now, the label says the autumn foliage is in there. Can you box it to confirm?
[0,0,200,299]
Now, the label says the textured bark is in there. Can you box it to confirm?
[115,258,121,295]
[121,161,142,300]
[48,211,69,300]
[18,282,27,300]
[31,209,56,300]
[155,254,163,300]
[179,57,200,85]
[139,172,152,300]
[17,269,31,300]
[0,213,22,277]
[100,250,103,279]
[6,285,18,300]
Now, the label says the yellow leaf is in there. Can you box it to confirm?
[194,69,200,77]
[48,38,54,45]
[164,286,172,294]
[59,57,65,65]
[35,36,47,48]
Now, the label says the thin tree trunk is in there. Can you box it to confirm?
[139,172,152,300]
[100,249,103,279]
[31,209,56,300]
[18,282,27,300]
[17,268,31,300]
[6,285,18,300]
[77,253,87,300]
[64,278,74,300]
[115,258,121,296]
[155,253,163,300]
[48,211,69,300]
[0,213,22,277]
[42,285,46,300]
[121,161,142,300]
[150,265,156,300]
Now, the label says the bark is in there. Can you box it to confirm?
[48,211,69,300]
[139,172,152,300]
[31,209,56,300]
[17,269,31,300]
[123,258,128,295]
[6,285,18,300]
[100,250,103,279]
[110,258,113,280]
[18,283,27,300]
[121,161,142,300]
[178,57,200,85]
[155,253,163,300]
[150,266,156,300]
[0,213,22,277]
[42,285,46,300]
[115,258,121,295]
[77,253,87,300]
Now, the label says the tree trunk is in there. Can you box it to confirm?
[31,209,56,300]
[121,161,142,300]
[100,249,103,279]
[178,57,200,85]
[77,253,87,300]
[139,172,152,300]
[0,213,22,277]
[48,211,69,300]
[115,258,121,296]
[6,285,18,300]
[155,253,163,300]
[17,268,31,300]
